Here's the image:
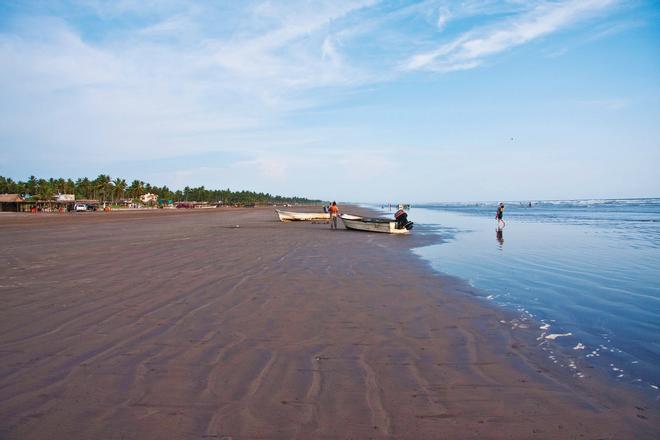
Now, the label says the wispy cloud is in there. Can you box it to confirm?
[402,0,618,72]
[549,16,647,58]
[436,7,451,31]
[0,1,383,163]
[0,0,641,199]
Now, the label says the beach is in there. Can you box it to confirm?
[0,207,657,439]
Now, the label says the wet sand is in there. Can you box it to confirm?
[0,207,657,439]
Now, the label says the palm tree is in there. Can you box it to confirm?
[75,177,91,199]
[128,180,144,199]
[55,178,66,194]
[1,174,322,208]
[26,175,37,197]
[113,178,127,203]
[94,174,112,202]
[35,181,54,210]
[0,176,14,193]
[65,179,75,194]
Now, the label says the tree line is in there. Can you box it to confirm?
[0,175,321,205]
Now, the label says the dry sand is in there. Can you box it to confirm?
[0,207,657,439]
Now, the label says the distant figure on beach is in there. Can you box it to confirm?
[323,204,328,213]
[329,201,339,229]
[495,202,505,230]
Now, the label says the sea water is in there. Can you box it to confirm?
[380,199,660,393]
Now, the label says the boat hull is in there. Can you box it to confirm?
[276,209,330,222]
[340,214,411,234]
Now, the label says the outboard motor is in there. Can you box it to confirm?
[395,208,414,230]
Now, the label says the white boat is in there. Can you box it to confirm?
[275,209,330,222]
[340,214,412,234]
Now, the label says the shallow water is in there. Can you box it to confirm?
[379,200,660,393]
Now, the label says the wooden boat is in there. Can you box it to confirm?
[275,209,330,222]
[340,214,413,234]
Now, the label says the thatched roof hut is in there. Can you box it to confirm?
[0,194,24,212]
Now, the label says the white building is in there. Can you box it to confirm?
[140,193,158,204]
[56,194,75,202]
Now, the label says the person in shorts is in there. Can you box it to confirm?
[329,201,340,229]
[495,202,505,230]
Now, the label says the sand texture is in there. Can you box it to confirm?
[0,207,657,439]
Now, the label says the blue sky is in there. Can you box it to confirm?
[1,0,658,202]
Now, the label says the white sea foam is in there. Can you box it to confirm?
[539,323,550,330]
[573,343,585,350]
[545,332,572,340]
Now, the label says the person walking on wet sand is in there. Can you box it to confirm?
[495,202,505,230]
[329,201,340,229]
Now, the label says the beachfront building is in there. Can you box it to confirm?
[0,194,24,212]
[116,198,134,208]
[56,194,75,203]
[54,194,76,212]
[0,193,103,212]
[140,193,158,204]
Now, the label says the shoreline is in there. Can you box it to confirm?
[0,206,657,439]
[400,204,660,400]
[361,204,660,403]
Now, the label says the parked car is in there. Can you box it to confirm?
[74,203,87,212]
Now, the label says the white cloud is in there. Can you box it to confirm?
[138,14,193,36]
[2,0,623,160]
[402,0,618,72]
[436,8,451,31]
[322,36,340,64]
[0,0,639,201]
[147,146,402,201]
[233,155,289,180]
[0,2,382,162]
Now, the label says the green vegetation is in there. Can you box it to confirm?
[0,175,321,205]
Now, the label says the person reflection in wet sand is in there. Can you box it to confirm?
[496,228,504,247]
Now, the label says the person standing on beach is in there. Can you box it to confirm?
[495,202,505,230]
[329,201,340,229]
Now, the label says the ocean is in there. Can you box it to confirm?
[379,199,660,394]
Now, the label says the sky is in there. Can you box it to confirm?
[1,0,659,203]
